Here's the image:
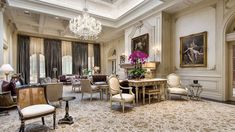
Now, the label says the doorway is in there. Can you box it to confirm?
[229,43,235,101]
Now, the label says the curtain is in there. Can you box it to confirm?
[44,39,62,78]
[29,37,45,83]
[17,35,30,84]
[88,44,94,70]
[93,44,101,67]
[72,42,88,75]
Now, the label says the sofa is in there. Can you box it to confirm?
[59,74,80,85]
[92,75,108,85]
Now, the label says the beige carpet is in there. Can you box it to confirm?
[1,85,235,132]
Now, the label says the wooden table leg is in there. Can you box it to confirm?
[143,86,145,105]
[135,85,138,104]
[160,83,166,100]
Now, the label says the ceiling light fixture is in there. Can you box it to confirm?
[69,0,102,40]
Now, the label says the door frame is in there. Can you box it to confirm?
[228,43,235,101]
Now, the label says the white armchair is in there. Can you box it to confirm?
[167,73,189,100]
[80,79,101,101]
[108,75,135,113]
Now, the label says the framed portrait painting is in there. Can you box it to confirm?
[131,33,149,55]
[180,31,207,67]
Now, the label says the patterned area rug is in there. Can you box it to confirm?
[1,85,235,132]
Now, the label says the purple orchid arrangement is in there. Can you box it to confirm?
[128,51,149,65]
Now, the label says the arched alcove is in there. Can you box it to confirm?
[107,48,117,74]
[224,10,235,101]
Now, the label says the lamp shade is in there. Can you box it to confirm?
[0,64,14,72]
[142,62,156,69]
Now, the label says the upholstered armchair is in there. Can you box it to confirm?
[46,83,63,106]
[80,79,101,101]
[17,85,56,132]
[167,73,189,100]
[108,75,135,113]
[71,78,81,92]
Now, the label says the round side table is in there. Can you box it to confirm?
[58,96,76,125]
[189,84,203,100]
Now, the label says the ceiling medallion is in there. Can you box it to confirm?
[69,1,102,40]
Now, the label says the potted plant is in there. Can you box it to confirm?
[128,51,148,79]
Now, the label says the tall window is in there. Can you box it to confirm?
[62,41,72,75]
[62,56,72,74]
[29,37,45,83]
[30,54,45,83]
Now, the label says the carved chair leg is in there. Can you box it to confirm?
[20,120,25,132]
[53,112,56,129]
[81,93,84,100]
[42,117,45,125]
[122,102,125,113]
[148,94,151,104]
[110,100,112,109]
[90,93,92,101]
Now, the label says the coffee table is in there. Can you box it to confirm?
[58,96,76,125]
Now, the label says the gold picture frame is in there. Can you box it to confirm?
[180,31,207,68]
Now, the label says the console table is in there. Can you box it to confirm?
[128,78,167,104]
[189,84,203,100]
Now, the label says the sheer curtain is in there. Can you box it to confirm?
[62,41,72,75]
[88,44,94,73]
[18,35,30,84]
[29,37,44,83]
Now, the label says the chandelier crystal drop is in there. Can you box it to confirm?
[69,8,102,40]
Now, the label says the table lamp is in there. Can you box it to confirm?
[0,64,14,81]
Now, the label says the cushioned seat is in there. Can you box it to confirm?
[91,85,99,90]
[94,82,107,85]
[112,93,135,102]
[168,87,188,94]
[21,104,55,118]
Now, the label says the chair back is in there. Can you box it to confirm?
[46,83,63,102]
[17,85,48,110]
[80,79,92,92]
[108,75,120,95]
[167,73,181,88]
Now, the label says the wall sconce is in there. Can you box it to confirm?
[152,47,160,61]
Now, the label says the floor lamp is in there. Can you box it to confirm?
[0,64,14,81]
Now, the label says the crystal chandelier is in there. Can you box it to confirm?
[69,1,102,40]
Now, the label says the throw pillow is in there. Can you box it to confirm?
[2,81,16,96]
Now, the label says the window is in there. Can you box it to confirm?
[30,54,45,83]
[62,56,72,74]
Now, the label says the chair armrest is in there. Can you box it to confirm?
[120,86,134,95]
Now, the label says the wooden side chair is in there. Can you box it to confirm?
[17,85,56,132]
[145,86,161,104]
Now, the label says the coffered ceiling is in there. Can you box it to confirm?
[4,0,205,42]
